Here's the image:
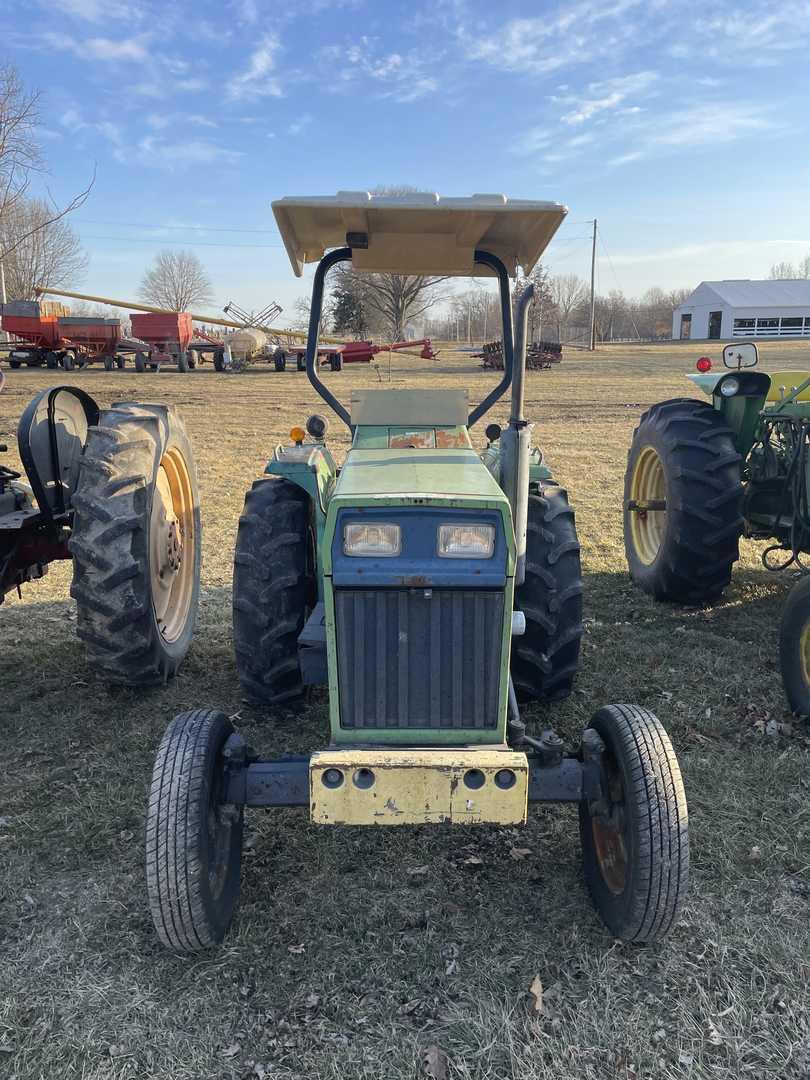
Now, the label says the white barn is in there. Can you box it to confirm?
[673,280,810,341]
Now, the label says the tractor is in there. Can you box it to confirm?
[1,385,200,684]
[623,341,810,716]
[146,192,689,953]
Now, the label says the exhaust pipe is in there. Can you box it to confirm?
[500,283,534,586]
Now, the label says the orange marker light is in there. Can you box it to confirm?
[290,426,306,445]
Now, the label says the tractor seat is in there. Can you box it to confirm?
[766,371,810,402]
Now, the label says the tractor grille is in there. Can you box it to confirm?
[334,588,503,730]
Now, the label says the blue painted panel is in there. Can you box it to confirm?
[331,506,507,587]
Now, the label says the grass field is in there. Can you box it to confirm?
[1,340,809,1080]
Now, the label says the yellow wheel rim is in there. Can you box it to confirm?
[149,446,196,643]
[800,623,810,688]
[628,446,667,566]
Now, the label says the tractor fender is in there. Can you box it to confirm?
[265,442,337,516]
[17,386,100,518]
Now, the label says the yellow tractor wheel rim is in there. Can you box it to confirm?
[629,446,667,566]
[149,446,196,644]
[800,623,810,688]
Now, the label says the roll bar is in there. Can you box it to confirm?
[304,247,517,432]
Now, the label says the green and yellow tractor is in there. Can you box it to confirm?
[146,192,689,953]
[624,341,810,715]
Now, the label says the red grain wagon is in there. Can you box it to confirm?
[129,312,196,372]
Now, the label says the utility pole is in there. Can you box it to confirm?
[589,218,597,351]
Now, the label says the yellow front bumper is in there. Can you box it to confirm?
[310,748,528,826]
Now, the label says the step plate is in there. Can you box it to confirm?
[310,749,528,826]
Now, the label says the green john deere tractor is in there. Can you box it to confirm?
[624,341,810,715]
[146,192,689,953]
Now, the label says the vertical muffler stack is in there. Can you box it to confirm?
[500,283,534,587]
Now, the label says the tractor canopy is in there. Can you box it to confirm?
[271,191,568,278]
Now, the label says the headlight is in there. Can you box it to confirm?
[720,376,740,397]
[437,523,495,558]
[343,522,401,557]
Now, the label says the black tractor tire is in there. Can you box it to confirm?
[9,359,21,369]
[296,353,306,372]
[69,403,201,685]
[274,351,287,372]
[103,356,114,371]
[177,351,189,373]
[46,351,59,370]
[187,349,198,370]
[511,485,583,703]
[233,477,314,704]
[146,709,243,953]
[62,353,74,371]
[579,704,689,942]
[134,352,146,373]
[116,356,126,370]
[213,348,225,372]
[779,575,810,717]
[624,398,743,603]
[330,353,343,371]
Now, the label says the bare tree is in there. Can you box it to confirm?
[0,65,93,267]
[551,273,587,341]
[0,198,87,299]
[139,250,213,311]
[770,261,797,280]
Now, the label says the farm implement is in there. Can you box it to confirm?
[477,338,562,370]
[274,337,439,372]
[623,341,810,715]
[145,191,689,954]
[0,300,124,370]
[0,385,200,684]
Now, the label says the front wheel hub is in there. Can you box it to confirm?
[165,519,182,572]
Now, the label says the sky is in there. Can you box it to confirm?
[3,0,810,324]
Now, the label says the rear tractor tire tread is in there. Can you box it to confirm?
[69,404,201,686]
[778,574,810,717]
[233,477,312,705]
[624,398,743,603]
[511,485,584,702]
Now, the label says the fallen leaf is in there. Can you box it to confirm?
[423,1043,448,1080]
[463,855,483,866]
[706,1019,724,1046]
[678,1051,694,1068]
[528,975,543,1014]
[408,865,430,876]
[510,847,532,860]
[287,943,305,954]
[220,1043,241,1058]
[749,845,763,861]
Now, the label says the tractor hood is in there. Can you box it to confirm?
[331,448,511,507]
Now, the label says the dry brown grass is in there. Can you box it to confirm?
[1,339,809,1080]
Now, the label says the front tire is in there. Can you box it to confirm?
[69,403,201,685]
[146,709,243,953]
[511,485,583,702]
[624,399,743,603]
[779,575,810,716]
[233,478,313,704]
[580,704,689,942]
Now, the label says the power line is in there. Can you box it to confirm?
[81,234,282,249]
[75,218,278,234]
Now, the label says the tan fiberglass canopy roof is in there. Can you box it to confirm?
[271,192,568,278]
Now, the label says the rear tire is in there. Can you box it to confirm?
[46,351,59,370]
[779,575,810,717]
[177,351,189,373]
[297,354,306,372]
[511,485,583,702]
[135,352,146,373]
[62,353,74,371]
[213,349,225,372]
[233,477,313,704]
[579,704,689,942]
[69,403,201,685]
[146,709,243,953]
[624,399,743,603]
[103,356,114,372]
[274,351,286,372]
[9,360,21,369]
[330,353,342,371]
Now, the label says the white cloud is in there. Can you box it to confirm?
[136,135,243,169]
[226,33,283,101]
[146,112,217,130]
[42,31,150,61]
[38,0,143,21]
[650,102,770,148]
[556,72,657,125]
[319,36,440,103]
